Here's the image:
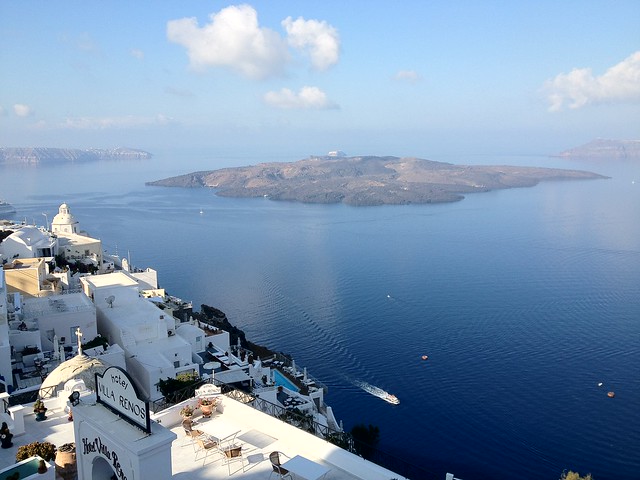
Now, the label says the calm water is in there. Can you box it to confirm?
[2,153,639,480]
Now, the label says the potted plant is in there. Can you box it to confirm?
[0,421,13,449]
[33,399,48,421]
[198,397,218,418]
[55,442,76,480]
[179,404,195,418]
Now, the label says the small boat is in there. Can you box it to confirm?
[0,200,16,217]
[598,382,603,387]
[384,393,400,405]
[607,391,615,398]
[421,355,429,360]
[355,380,399,405]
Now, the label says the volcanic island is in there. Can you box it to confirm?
[146,155,607,206]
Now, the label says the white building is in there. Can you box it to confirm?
[80,272,199,401]
[17,292,97,355]
[0,225,56,261]
[51,203,105,272]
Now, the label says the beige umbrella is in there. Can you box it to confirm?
[39,354,108,399]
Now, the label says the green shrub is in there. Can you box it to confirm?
[16,441,57,461]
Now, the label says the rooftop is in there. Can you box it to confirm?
[21,293,95,319]
[0,393,408,480]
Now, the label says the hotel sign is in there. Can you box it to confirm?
[96,366,151,433]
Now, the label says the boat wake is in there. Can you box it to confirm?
[354,380,399,405]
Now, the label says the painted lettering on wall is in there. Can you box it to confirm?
[81,436,128,480]
[96,366,150,433]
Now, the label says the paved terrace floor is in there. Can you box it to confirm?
[1,396,408,480]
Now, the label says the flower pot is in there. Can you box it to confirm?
[200,403,213,418]
[35,411,47,421]
[55,443,77,480]
[0,432,13,449]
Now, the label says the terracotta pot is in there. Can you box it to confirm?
[55,443,77,480]
[200,403,213,418]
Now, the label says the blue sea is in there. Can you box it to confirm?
[2,152,639,480]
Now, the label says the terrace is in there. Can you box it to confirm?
[0,391,409,480]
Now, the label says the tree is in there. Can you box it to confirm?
[350,423,380,460]
[561,471,593,480]
[157,372,201,403]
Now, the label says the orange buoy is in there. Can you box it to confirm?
[607,391,615,398]
[421,355,429,361]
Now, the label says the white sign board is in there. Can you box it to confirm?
[96,366,150,433]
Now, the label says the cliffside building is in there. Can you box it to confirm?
[80,272,199,401]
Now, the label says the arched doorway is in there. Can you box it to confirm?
[91,456,115,480]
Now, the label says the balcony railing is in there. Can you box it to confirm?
[150,376,434,479]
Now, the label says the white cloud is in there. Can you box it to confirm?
[61,114,172,130]
[544,51,640,111]
[394,70,421,83]
[264,86,338,109]
[13,104,33,117]
[164,86,195,98]
[59,32,101,55]
[131,49,144,60]
[282,16,340,71]
[167,5,289,80]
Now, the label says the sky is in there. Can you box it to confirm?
[1,1,639,162]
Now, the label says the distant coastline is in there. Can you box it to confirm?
[0,147,152,165]
[552,139,640,160]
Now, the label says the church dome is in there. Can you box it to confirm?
[39,354,107,399]
[51,203,79,234]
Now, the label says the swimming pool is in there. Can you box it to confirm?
[0,456,48,479]
[272,369,299,392]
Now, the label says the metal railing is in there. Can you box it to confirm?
[150,376,433,479]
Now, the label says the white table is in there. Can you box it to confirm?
[281,455,330,480]
[198,419,240,446]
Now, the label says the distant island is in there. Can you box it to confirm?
[147,155,607,206]
[553,139,640,160]
[0,147,152,165]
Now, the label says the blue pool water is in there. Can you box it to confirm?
[0,457,44,478]
[273,369,300,392]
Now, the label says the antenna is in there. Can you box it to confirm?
[106,295,115,308]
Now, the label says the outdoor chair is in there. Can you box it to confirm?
[269,451,293,479]
[219,442,244,475]
[215,430,244,475]
[194,436,219,466]
[181,418,206,450]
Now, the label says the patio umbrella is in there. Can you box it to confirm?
[53,335,59,359]
[203,361,220,371]
[291,359,296,373]
[303,367,308,382]
[39,354,108,399]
